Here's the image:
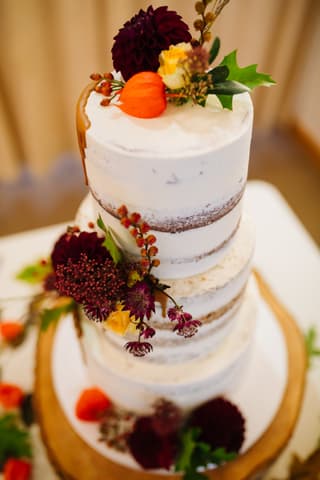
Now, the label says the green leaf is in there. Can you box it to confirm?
[0,414,32,468]
[175,428,200,472]
[216,94,233,110]
[97,215,122,264]
[40,300,75,331]
[219,50,276,89]
[16,260,52,284]
[209,36,220,64]
[210,80,250,96]
[305,326,320,368]
[210,447,237,465]
[207,65,229,84]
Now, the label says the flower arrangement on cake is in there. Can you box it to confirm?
[89,0,274,118]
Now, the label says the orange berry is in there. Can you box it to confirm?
[90,73,102,81]
[140,222,150,234]
[0,322,24,342]
[148,246,158,257]
[0,383,24,409]
[117,205,128,217]
[103,72,114,80]
[140,258,150,268]
[100,98,110,107]
[88,221,95,229]
[75,387,111,421]
[140,248,148,257]
[136,237,145,248]
[146,234,157,245]
[130,212,141,224]
[121,217,131,229]
[130,228,139,238]
[152,259,161,267]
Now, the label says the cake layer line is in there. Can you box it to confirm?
[90,185,245,233]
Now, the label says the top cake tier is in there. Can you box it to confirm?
[78,90,253,279]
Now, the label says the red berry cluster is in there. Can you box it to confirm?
[117,205,160,274]
[90,72,124,107]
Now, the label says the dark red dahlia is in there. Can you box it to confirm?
[124,281,155,320]
[188,397,245,453]
[51,231,108,269]
[127,416,178,470]
[112,6,192,81]
[151,399,182,436]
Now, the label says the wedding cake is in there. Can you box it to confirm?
[46,3,274,475]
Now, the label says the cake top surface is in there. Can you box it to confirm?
[85,91,253,158]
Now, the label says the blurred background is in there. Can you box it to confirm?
[0,0,319,242]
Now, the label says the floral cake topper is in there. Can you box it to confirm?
[90,1,275,118]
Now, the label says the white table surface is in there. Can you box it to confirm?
[0,180,319,479]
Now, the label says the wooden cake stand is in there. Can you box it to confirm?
[34,271,307,480]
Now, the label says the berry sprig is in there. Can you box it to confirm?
[90,72,124,107]
[117,205,160,275]
[193,0,230,46]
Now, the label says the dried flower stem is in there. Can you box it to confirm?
[194,0,230,45]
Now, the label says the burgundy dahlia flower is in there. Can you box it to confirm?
[51,231,108,269]
[127,416,178,470]
[124,281,155,320]
[188,397,245,453]
[112,6,192,81]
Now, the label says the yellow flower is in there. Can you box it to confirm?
[158,42,192,89]
[104,304,133,335]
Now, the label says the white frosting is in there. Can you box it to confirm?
[83,92,253,278]
[81,278,258,414]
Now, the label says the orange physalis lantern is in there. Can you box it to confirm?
[119,72,167,118]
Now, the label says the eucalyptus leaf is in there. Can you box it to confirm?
[209,36,220,64]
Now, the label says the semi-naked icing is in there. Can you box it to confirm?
[76,195,255,365]
[78,90,253,279]
[81,279,258,414]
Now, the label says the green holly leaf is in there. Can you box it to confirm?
[16,260,52,284]
[209,36,220,64]
[40,300,75,331]
[97,215,122,264]
[0,414,32,468]
[217,50,275,109]
[219,50,276,89]
[209,80,250,96]
[207,65,229,83]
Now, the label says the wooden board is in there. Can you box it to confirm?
[34,271,307,480]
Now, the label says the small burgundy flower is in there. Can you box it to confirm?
[174,319,202,338]
[188,397,245,453]
[167,307,192,322]
[127,416,178,469]
[141,326,156,339]
[112,6,191,81]
[125,341,153,357]
[124,281,155,320]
